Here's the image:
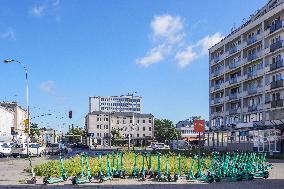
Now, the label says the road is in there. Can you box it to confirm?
[0,156,283,188]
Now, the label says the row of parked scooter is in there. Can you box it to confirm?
[42,151,273,185]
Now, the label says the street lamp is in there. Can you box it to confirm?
[3,59,32,167]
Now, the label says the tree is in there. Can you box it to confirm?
[66,127,85,143]
[110,129,121,146]
[30,123,40,142]
[154,119,181,143]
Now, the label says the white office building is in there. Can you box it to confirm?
[89,94,142,113]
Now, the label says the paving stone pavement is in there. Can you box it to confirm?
[0,157,283,189]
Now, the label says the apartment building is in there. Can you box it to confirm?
[0,106,14,141]
[85,111,154,147]
[0,102,27,143]
[208,0,284,152]
[89,94,142,113]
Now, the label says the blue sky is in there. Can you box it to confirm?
[0,0,267,131]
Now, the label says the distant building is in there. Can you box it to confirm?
[89,94,142,113]
[85,111,154,147]
[0,106,14,141]
[0,102,27,143]
[38,128,58,144]
[176,119,208,142]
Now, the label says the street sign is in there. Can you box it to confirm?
[194,120,205,132]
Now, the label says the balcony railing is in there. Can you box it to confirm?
[214,56,220,63]
[270,40,283,52]
[270,79,284,89]
[228,61,241,69]
[247,36,257,46]
[247,53,257,62]
[214,98,223,104]
[229,77,238,84]
[214,83,223,90]
[228,46,238,55]
[270,20,283,34]
[271,99,284,108]
[247,87,257,95]
[229,108,240,114]
[270,59,283,71]
[229,93,238,100]
[246,71,257,79]
[248,105,258,112]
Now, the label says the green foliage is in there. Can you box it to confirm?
[154,119,181,143]
[33,152,212,177]
[66,127,85,143]
[30,123,40,142]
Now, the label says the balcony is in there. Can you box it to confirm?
[214,98,223,104]
[270,79,284,90]
[271,99,284,108]
[270,59,284,71]
[270,20,283,34]
[228,61,241,69]
[229,77,239,84]
[270,40,283,52]
[247,53,258,62]
[247,36,257,46]
[229,108,240,115]
[248,105,258,112]
[212,68,224,77]
[213,56,220,63]
[228,46,238,55]
[212,111,223,117]
[247,87,258,95]
[214,83,223,90]
[229,93,238,100]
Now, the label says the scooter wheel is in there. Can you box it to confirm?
[186,176,189,180]
[263,171,269,179]
[174,174,178,182]
[167,175,172,182]
[43,177,49,185]
[248,174,254,180]
[121,170,126,178]
[236,174,242,181]
[214,176,221,182]
[31,177,37,184]
[72,177,77,185]
[207,175,214,183]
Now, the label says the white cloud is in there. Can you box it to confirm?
[175,46,198,68]
[150,14,185,44]
[197,32,224,55]
[175,32,224,68]
[31,5,45,17]
[40,80,55,95]
[0,28,16,40]
[136,45,169,67]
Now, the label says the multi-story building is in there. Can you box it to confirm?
[0,106,14,141]
[89,94,142,113]
[176,119,200,141]
[208,0,284,152]
[85,111,154,147]
[0,102,27,143]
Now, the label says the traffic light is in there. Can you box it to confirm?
[68,111,72,119]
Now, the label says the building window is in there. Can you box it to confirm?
[149,127,151,131]
[149,119,152,123]
[117,120,119,124]
[130,119,133,123]
[137,134,139,137]
[106,125,108,130]
[97,118,99,121]
[143,134,145,137]
[97,125,99,129]
[143,120,145,123]
[143,127,145,131]
[97,133,99,136]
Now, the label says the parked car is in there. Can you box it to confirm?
[146,142,170,150]
[10,143,45,157]
[46,143,68,155]
[0,143,13,157]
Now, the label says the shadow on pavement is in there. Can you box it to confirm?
[0,179,284,189]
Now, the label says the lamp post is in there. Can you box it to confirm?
[3,59,31,164]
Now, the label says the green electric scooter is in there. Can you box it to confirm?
[72,153,92,185]
[43,153,68,184]
[113,152,126,178]
[138,152,146,181]
[156,153,172,182]
[131,153,138,177]
[98,153,112,182]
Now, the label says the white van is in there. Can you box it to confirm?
[11,143,45,157]
[0,142,13,157]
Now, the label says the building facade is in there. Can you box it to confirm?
[0,102,27,143]
[0,106,14,141]
[89,94,142,113]
[176,119,200,141]
[85,111,154,147]
[208,0,284,152]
